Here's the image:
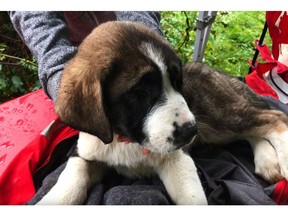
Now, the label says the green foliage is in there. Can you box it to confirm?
[0,52,40,103]
[161,11,198,64]
[0,12,40,103]
[161,11,271,77]
[205,11,271,76]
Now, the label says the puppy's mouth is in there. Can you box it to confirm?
[116,134,151,155]
[116,134,132,144]
[142,138,195,155]
[115,130,197,155]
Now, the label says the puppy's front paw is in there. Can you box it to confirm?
[254,153,283,184]
[258,131,288,183]
[158,150,208,205]
[176,190,208,205]
[36,185,88,205]
[36,193,62,205]
[251,138,284,184]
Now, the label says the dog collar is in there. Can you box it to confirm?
[116,135,151,155]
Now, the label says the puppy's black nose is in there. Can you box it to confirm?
[180,122,197,139]
[173,122,197,148]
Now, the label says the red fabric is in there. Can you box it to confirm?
[245,67,279,99]
[254,40,288,75]
[246,40,288,100]
[246,12,288,205]
[0,90,57,176]
[273,180,288,205]
[246,12,288,98]
[0,89,79,204]
[266,11,288,60]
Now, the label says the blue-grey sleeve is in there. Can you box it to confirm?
[115,11,164,37]
[8,11,78,101]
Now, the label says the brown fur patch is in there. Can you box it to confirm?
[182,62,288,144]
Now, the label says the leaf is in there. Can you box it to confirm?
[0,78,7,90]
[0,43,7,52]
[11,75,23,88]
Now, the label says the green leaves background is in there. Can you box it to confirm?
[161,11,271,76]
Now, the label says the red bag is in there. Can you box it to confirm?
[0,89,79,204]
[246,40,288,103]
[246,11,288,104]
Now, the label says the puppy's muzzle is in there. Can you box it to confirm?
[173,122,198,149]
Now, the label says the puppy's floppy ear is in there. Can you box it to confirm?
[55,59,113,144]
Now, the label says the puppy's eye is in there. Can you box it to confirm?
[137,71,162,90]
[131,71,162,101]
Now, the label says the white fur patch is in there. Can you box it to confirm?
[157,150,207,204]
[37,157,91,205]
[265,130,288,179]
[140,42,167,74]
[143,92,195,153]
[77,132,157,168]
[248,137,282,183]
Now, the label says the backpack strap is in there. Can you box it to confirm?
[249,22,268,73]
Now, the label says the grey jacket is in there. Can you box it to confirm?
[8,11,163,101]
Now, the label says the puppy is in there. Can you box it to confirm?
[37,21,288,205]
[37,21,207,205]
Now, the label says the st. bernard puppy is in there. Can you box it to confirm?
[37,21,288,205]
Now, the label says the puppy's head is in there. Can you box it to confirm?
[55,21,197,153]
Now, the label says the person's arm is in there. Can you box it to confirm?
[8,11,164,102]
[115,11,164,37]
[8,11,78,102]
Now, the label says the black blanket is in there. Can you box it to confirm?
[28,96,288,205]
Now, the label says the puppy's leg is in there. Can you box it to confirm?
[37,157,105,205]
[157,150,207,205]
[248,137,283,183]
[247,110,288,183]
[265,127,288,180]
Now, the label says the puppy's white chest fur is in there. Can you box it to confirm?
[77,132,164,177]
[38,131,207,205]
